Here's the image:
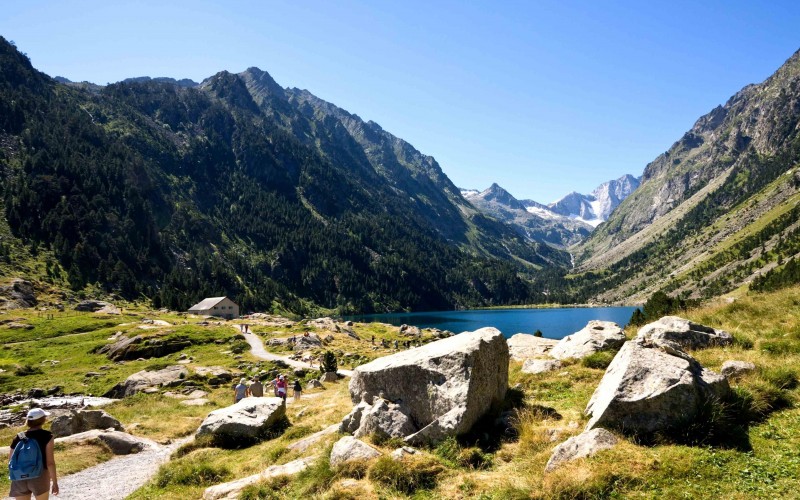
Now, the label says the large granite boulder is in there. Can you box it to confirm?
[50,409,123,437]
[341,398,416,439]
[194,366,237,386]
[521,359,562,374]
[293,334,322,351]
[636,316,733,350]
[550,321,626,361]
[507,333,558,361]
[104,365,188,398]
[329,436,382,468]
[342,327,508,445]
[98,334,192,361]
[0,279,37,309]
[196,397,286,446]
[585,339,729,436]
[545,428,618,472]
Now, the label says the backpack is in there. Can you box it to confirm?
[8,432,43,481]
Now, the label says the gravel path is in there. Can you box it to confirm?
[242,332,353,377]
[51,437,191,500]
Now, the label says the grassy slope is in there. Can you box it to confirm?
[0,287,798,498]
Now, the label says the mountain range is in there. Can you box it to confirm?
[461,174,639,247]
[2,34,800,312]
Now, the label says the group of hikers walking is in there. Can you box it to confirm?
[234,375,302,404]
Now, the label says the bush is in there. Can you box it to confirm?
[319,351,338,374]
[367,455,443,494]
[14,364,42,376]
[761,366,799,390]
[581,351,615,370]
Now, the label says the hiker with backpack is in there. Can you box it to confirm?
[8,408,59,499]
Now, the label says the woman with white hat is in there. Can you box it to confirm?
[8,407,59,499]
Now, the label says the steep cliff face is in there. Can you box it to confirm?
[570,48,800,303]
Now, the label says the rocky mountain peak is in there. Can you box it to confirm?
[479,183,526,210]
[239,67,286,102]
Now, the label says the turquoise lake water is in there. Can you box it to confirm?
[349,306,638,340]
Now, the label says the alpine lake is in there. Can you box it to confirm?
[348,306,638,340]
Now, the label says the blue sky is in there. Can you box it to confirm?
[3,1,799,203]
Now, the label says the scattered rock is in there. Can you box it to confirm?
[181,399,211,406]
[50,409,123,438]
[329,436,382,468]
[507,333,558,361]
[4,322,34,330]
[636,316,733,350]
[545,428,618,472]
[343,327,508,445]
[203,457,315,500]
[721,360,756,380]
[196,397,286,446]
[294,334,322,351]
[584,339,729,436]
[96,304,121,315]
[306,379,324,389]
[521,359,563,374]
[550,321,626,361]
[103,365,188,398]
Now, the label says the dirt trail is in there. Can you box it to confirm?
[241,331,353,377]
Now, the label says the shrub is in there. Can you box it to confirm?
[319,351,338,374]
[457,446,493,469]
[367,455,443,494]
[581,351,615,370]
[230,340,249,354]
[14,364,42,376]
[761,366,799,390]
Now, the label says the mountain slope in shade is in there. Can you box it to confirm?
[0,36,568,315]
[567,48,800,304]
[462,184,592,248]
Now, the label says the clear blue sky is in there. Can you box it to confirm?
[3,1,799,203]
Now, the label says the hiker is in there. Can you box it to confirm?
[293,379,303,402]
[393,339,399,349]
[249,377,264,398]
[8,408,59,499]
[274,375,287,402]
[233,378,249,403]
[371,335,375,345]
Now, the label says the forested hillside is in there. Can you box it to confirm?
[0,37,567,314]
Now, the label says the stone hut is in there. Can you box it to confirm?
[188,296,239,320]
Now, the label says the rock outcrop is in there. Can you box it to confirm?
[545,428,618,472]
[507,333,558,361]
[585,339,729,436]
[75,300,115,312]
[194,366,238,386]
[636,316,733,350]
[55,429,154,455]
[203,457,315,500]
[98,334,192,361]
[342,327,508,445]
[196,397,286,446]
[0,279,37,309]
[104,365,188,398]
[550,321,626,360]
[50,409,123,438]
[329,436,382,467]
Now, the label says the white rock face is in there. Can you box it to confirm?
[203,457,315,499]
[545,428,618,472]
[507,333,558,361]
[636,316,733,350]
[341,398,416,439]
[521,359,563,374]
[104,365,188,398]
[50,409,123,438]
[55,429,155,455]
[585,339,729,435]
[550,321,626,361]
[344,327,508,445]
[196,397,286,445]
[329,436,382,467]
